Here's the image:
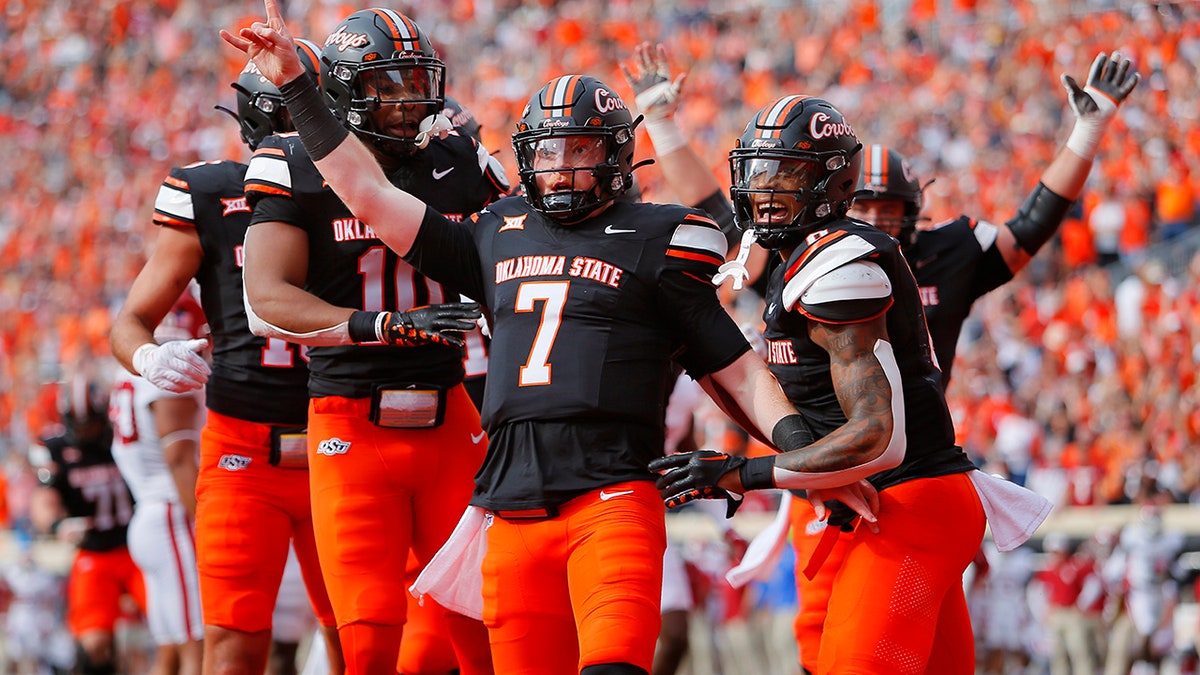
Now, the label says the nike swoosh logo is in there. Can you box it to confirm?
[604,225,636,235]
[599,489,635,501]
[432,167,455,180]
[470,431,486,444]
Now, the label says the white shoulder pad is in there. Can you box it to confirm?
[973,219,999,250]
[780,234,877,311]
[154,181,194,222]
[245,152,292,191]
[799,261,891,306]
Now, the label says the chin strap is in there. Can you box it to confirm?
[414,113,454,149]
[712,229,757,290]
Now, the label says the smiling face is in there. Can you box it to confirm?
[739,157,817,226]
[358,65,439,142]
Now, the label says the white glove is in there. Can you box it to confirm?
[132,339,210,393]
[620,42,688,154]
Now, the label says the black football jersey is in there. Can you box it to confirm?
[152,160,309,425]
[39,432,133,552]
[908,216,1014,387]
[762,220,975,492]
[405,197,750,509]
[244,131,504,398]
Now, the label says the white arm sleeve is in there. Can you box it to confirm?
[242,286,353,346]
[770,339,906,490]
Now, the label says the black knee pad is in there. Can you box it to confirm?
[580,664,648,675]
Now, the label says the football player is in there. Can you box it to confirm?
[109,40,348,675]
[221,6,879,671]
[233,8,506,673]
[627,43,1138,674]
[110,290,207,674]
[31,373,145,675]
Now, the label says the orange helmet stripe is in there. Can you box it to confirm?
[543,75,580,119]
[864,144,889,188]
[757,95,809,139]
[370,9,421,52]
[296,40,321,69]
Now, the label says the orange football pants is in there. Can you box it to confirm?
[196,410,335,632]
[481,480,665,674]
[400,551,458,674]
[790,497,852,673]
[307,384,491,674]
[810,473,984,675]
[67,546,146,636]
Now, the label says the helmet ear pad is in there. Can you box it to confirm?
[512,75,638,223]
[729,96,862,249]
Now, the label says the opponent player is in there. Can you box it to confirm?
[232,8,506,672]
[110,291,207,674]
[108,41,348,675]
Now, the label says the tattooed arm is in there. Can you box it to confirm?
[717,314,905,493]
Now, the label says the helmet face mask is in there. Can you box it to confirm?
[231,39,321,150]
[851,144,924,250]
[321,9,445,158]
[513,75,637,224]
[729,96,862,250]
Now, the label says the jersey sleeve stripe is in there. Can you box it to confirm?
[670,222,727,258]
[252,147,287,158]
[667,248,724,266]
[244,155,293,196]
[152,212,196,228]
[164,175,190,190]
[153,183,195,223]
[793,298,893,324]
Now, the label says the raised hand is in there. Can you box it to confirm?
[1061,51,1139,159]
[619,42,686,121]
[218,0,305,87]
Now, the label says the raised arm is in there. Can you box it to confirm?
[994,51,1139,274]
[219,0,426,256]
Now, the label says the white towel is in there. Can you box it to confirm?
[968,470,1053,552]
[725,492,793,588]
[409,506,489,620]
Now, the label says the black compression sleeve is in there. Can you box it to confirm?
[278,74,349,162]
[772,413,816,451]
[1007,182,1073,255]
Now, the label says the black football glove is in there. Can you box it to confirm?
[381,303,481,348]
[1061,51,1139,159]
[649,450,747,518]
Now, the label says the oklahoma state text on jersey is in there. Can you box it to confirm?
[906,215,1014,387]
[763,220,976,492]
[243,131,505,398]
[406,198,751,509]
[152,160,308,424]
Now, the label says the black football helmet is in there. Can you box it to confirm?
[58,374,111,447]
[513,75,640,223]
[729,95,862,249]
[228,38,322,150]
[319,9,445,157]
[855,144,924,250]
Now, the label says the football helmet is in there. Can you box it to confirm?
[319,8,445,156]
[855,144,924,250]
[513,75,639,223]
[229,38,322,149]
[729,95,862,249]
[58,374,111,447]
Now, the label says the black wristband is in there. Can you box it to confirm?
[1007,182,1072,255]
[772,413,816,451]
[279,73,349,161]
[739,456,776,491]
[347,310,382,344]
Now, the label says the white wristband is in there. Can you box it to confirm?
[1065,85,1117,160]
[131,343,157,377]
[643,116,688,156]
